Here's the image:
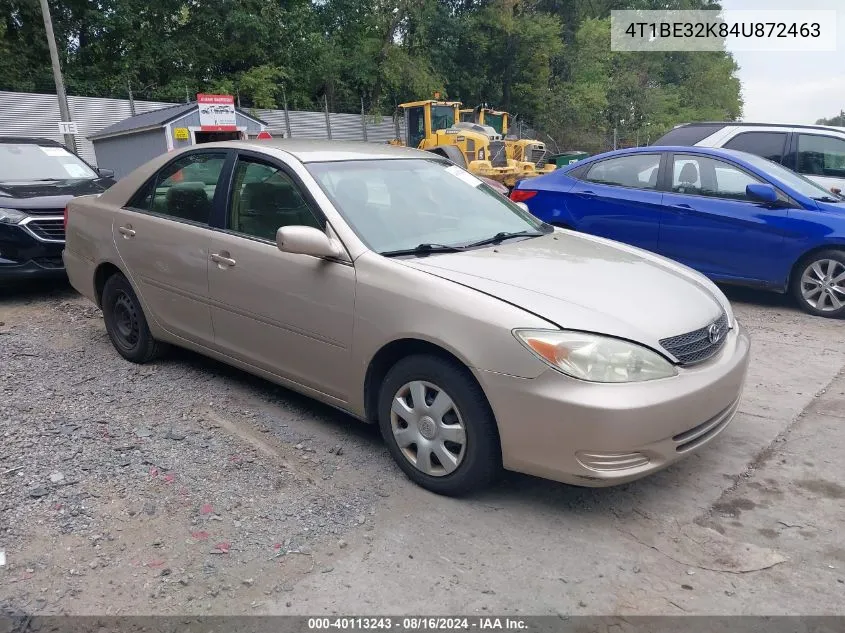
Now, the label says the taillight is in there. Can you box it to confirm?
[63,205,68,230]
[509,189,537,203]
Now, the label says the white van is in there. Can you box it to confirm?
[654,123,845,194]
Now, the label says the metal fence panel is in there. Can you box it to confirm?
[0,90,408,166]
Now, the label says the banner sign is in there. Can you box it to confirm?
[197,94,237,131]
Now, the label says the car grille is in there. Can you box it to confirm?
[25,218,65,242]
[25,207,65,217]
[529,145,548,167]
[659,312,730,366]
[489,141,508,167]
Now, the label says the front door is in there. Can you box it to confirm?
[112,150,229,343]
[208,152,356,400]
[793,132,845,194]
[658,153,788,284]
[568,152,664,251]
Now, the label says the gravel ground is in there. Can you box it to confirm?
[2,280,844,617]
[0,281,394,615]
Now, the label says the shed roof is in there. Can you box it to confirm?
[89,102,266,141]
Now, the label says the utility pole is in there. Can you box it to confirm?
[127,80,136,116]
[39,0,76,152]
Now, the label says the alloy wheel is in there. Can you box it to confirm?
[800,259,845,312]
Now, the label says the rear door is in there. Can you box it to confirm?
[207,151,356,400]
[721,130,789,166]
[112,150,229,344]
[567,153,664,251]
[658,153,788,285]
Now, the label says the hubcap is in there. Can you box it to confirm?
[112,291,140,349]
[390,380,467,477]
[801,259,845,312]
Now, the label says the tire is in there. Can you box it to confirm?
[377,354,501,496]
[101,273,168,363]
[790,250,845,318]
[428,145,468,170]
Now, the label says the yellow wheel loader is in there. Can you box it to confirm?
[474,108,556,176]
[391,99,533,189]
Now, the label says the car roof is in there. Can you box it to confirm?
[0,136,63,146]
[672,121,845,133]
[196,139,433,163]
[560,145,772,173]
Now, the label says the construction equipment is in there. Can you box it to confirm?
[391,99,536,189]
[474,107,556,175]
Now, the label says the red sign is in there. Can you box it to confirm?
[196,94,237,132]
[256,130,272,140]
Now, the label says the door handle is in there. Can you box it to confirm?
[210,252,237,268]
[577,190,597,198]
[118,225,136,238]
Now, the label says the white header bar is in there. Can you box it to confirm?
[611,10,838,52]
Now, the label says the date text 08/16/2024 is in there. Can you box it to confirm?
[307,617,529,630]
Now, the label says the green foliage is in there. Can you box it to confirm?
[0,0,742,151]
[817,112,845,127]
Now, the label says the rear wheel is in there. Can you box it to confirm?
[101,274,168,362]
[791,250,845,318]
[377,355,501,496]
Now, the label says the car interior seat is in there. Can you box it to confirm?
[165,182,212,223]
[676,162,700,194]
[240,181,318,240]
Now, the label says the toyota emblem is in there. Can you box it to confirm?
[708,322,723,345]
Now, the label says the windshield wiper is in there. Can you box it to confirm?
[813,195,843,203]
[380,243,467,257]
[463,230,546,248]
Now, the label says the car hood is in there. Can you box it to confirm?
[399,231,727,352]
[0,178,112,209]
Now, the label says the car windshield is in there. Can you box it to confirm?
[307,158,549,254]
[731,150,844,202]
[0,143,98,182]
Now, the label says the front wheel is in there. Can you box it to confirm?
[377,355,501,496]
[791,250,845,318]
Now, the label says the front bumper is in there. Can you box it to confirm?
[476,323,751,486]
[0,223,65,280]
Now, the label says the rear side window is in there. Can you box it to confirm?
[584,154,661,190]
[652,124,726,146]
[723,132,787,163]
[129,152,227,224]
[796,134,845,178]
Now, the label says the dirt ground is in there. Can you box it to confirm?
[1,280,844,616]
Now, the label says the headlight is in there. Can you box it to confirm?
[514,329,677,383]
[0,208,28,224]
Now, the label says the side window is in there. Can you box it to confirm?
[796,134,845,178]
[228,158,322,241]
[129,152,226,224]
[672,154,763,201]
[584,154,661,190]
[723,132,787,163]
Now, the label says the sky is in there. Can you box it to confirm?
[720,0,845,123]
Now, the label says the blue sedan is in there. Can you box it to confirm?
[511,146,845,318]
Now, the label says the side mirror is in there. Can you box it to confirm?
[746,183,778,204]
[276,226,344,259]
[97,168,115,178]
[515,202,530,212]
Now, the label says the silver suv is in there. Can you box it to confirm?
[654,123,845,194]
